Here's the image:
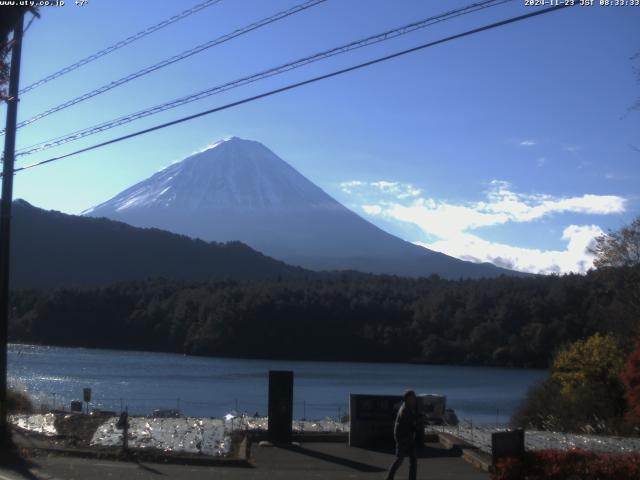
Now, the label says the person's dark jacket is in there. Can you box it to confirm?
[393,402,420,454]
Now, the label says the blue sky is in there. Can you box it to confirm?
[3,0,639,274]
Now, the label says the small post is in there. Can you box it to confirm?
[116,409,129,452]
[303,400,306,420]
[123,414,129,451]
[83,388,91,415]
[176,398,180,414]
[492,429,525,466]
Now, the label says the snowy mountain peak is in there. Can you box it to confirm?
[192,136,255,155]
[84,137,340,214]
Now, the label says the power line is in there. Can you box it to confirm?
[16,0,511,157]
[10,3,573,176]
[4,0,327,135]
[18,0,225,95]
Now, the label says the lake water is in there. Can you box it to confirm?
[8,344,546,424]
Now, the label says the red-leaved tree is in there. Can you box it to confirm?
[621,338,640,419]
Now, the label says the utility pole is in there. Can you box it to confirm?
[0,11,25,446]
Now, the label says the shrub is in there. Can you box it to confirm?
[492,450,640,480]
[6,388,33,413]
[511,377,631,433]
[513,334,629,433]
[511,378,567,431]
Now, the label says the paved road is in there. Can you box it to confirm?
[0,442,488,480]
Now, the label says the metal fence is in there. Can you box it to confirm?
[35,392,349,424]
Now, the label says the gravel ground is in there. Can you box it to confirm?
[234,416,348,433]
[439,425,640,454]
[90,416,232,456]
[10,413,57,436]
[17,413,640,457]
[10,413,349,457]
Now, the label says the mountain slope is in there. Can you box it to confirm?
[85,137,517,279]
[9,200,306,288]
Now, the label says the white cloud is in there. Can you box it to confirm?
[362,204,383,215]
[340,180,421,200]
[343,180,626,274]
[605,172,633,181]
[564,145,582,153]
[339,180,365,194]
[519,140,536,146]
[371,181,422,199]
[415,225,603,275]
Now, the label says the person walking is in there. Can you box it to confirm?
[386,390,420,480]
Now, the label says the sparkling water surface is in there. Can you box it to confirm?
[8,344,546,424]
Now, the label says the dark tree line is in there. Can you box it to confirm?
[8,267,637,368]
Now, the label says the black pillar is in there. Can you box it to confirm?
[268,370,293,444]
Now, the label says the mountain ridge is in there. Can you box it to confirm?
[9,199,308,288]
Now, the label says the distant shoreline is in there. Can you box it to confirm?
[8,342,547,372]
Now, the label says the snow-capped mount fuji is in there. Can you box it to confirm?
[85,137,513,278]
[86,137,336,213]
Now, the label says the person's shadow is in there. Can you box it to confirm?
[366,442,463,459]
[277,444,386,473]
[276,441,463,474]
[0,455,42,480]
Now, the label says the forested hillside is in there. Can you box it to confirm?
[9,267,636,368]
[9,200,307,287]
